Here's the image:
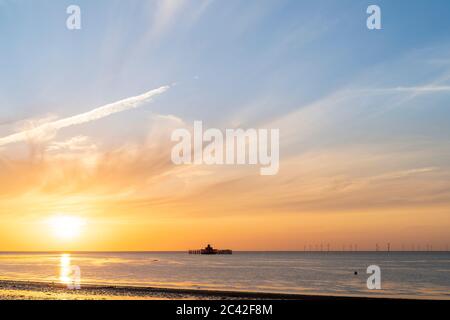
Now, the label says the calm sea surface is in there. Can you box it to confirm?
[0,252,448,299]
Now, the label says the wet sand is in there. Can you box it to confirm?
[0,280,420,300]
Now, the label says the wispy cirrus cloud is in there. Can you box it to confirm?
[147,0,187,39]
[0,85,170,147]
[377,85,450,93]
[46,135,97,153]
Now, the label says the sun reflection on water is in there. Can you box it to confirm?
[59,254,74,285]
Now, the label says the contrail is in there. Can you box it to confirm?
[0,85,170,147]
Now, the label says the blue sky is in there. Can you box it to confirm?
[1,0,450,178]
[1,0,450,127]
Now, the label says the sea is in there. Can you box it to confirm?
[0,251,448,299]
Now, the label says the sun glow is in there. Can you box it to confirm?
[49,215,85,240]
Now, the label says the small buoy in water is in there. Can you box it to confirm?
[354,271,358,275]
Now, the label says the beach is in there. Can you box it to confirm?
[0,280,212,300]
[0,280,340,300]
[0,280,430,301]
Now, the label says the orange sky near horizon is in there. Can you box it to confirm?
[1,133,449,251]
[1,114,450,251]
[1,208,449,251]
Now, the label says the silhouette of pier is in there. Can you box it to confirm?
[189,244,232,255]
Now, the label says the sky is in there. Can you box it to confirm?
[0,0,450,251]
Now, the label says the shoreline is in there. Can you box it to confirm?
[0,279,442,301]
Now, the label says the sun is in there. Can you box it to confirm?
[49,215,86,240]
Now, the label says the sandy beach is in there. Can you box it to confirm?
[0,280,317,300]
[0,280,299,300]
[1,280,430,301]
